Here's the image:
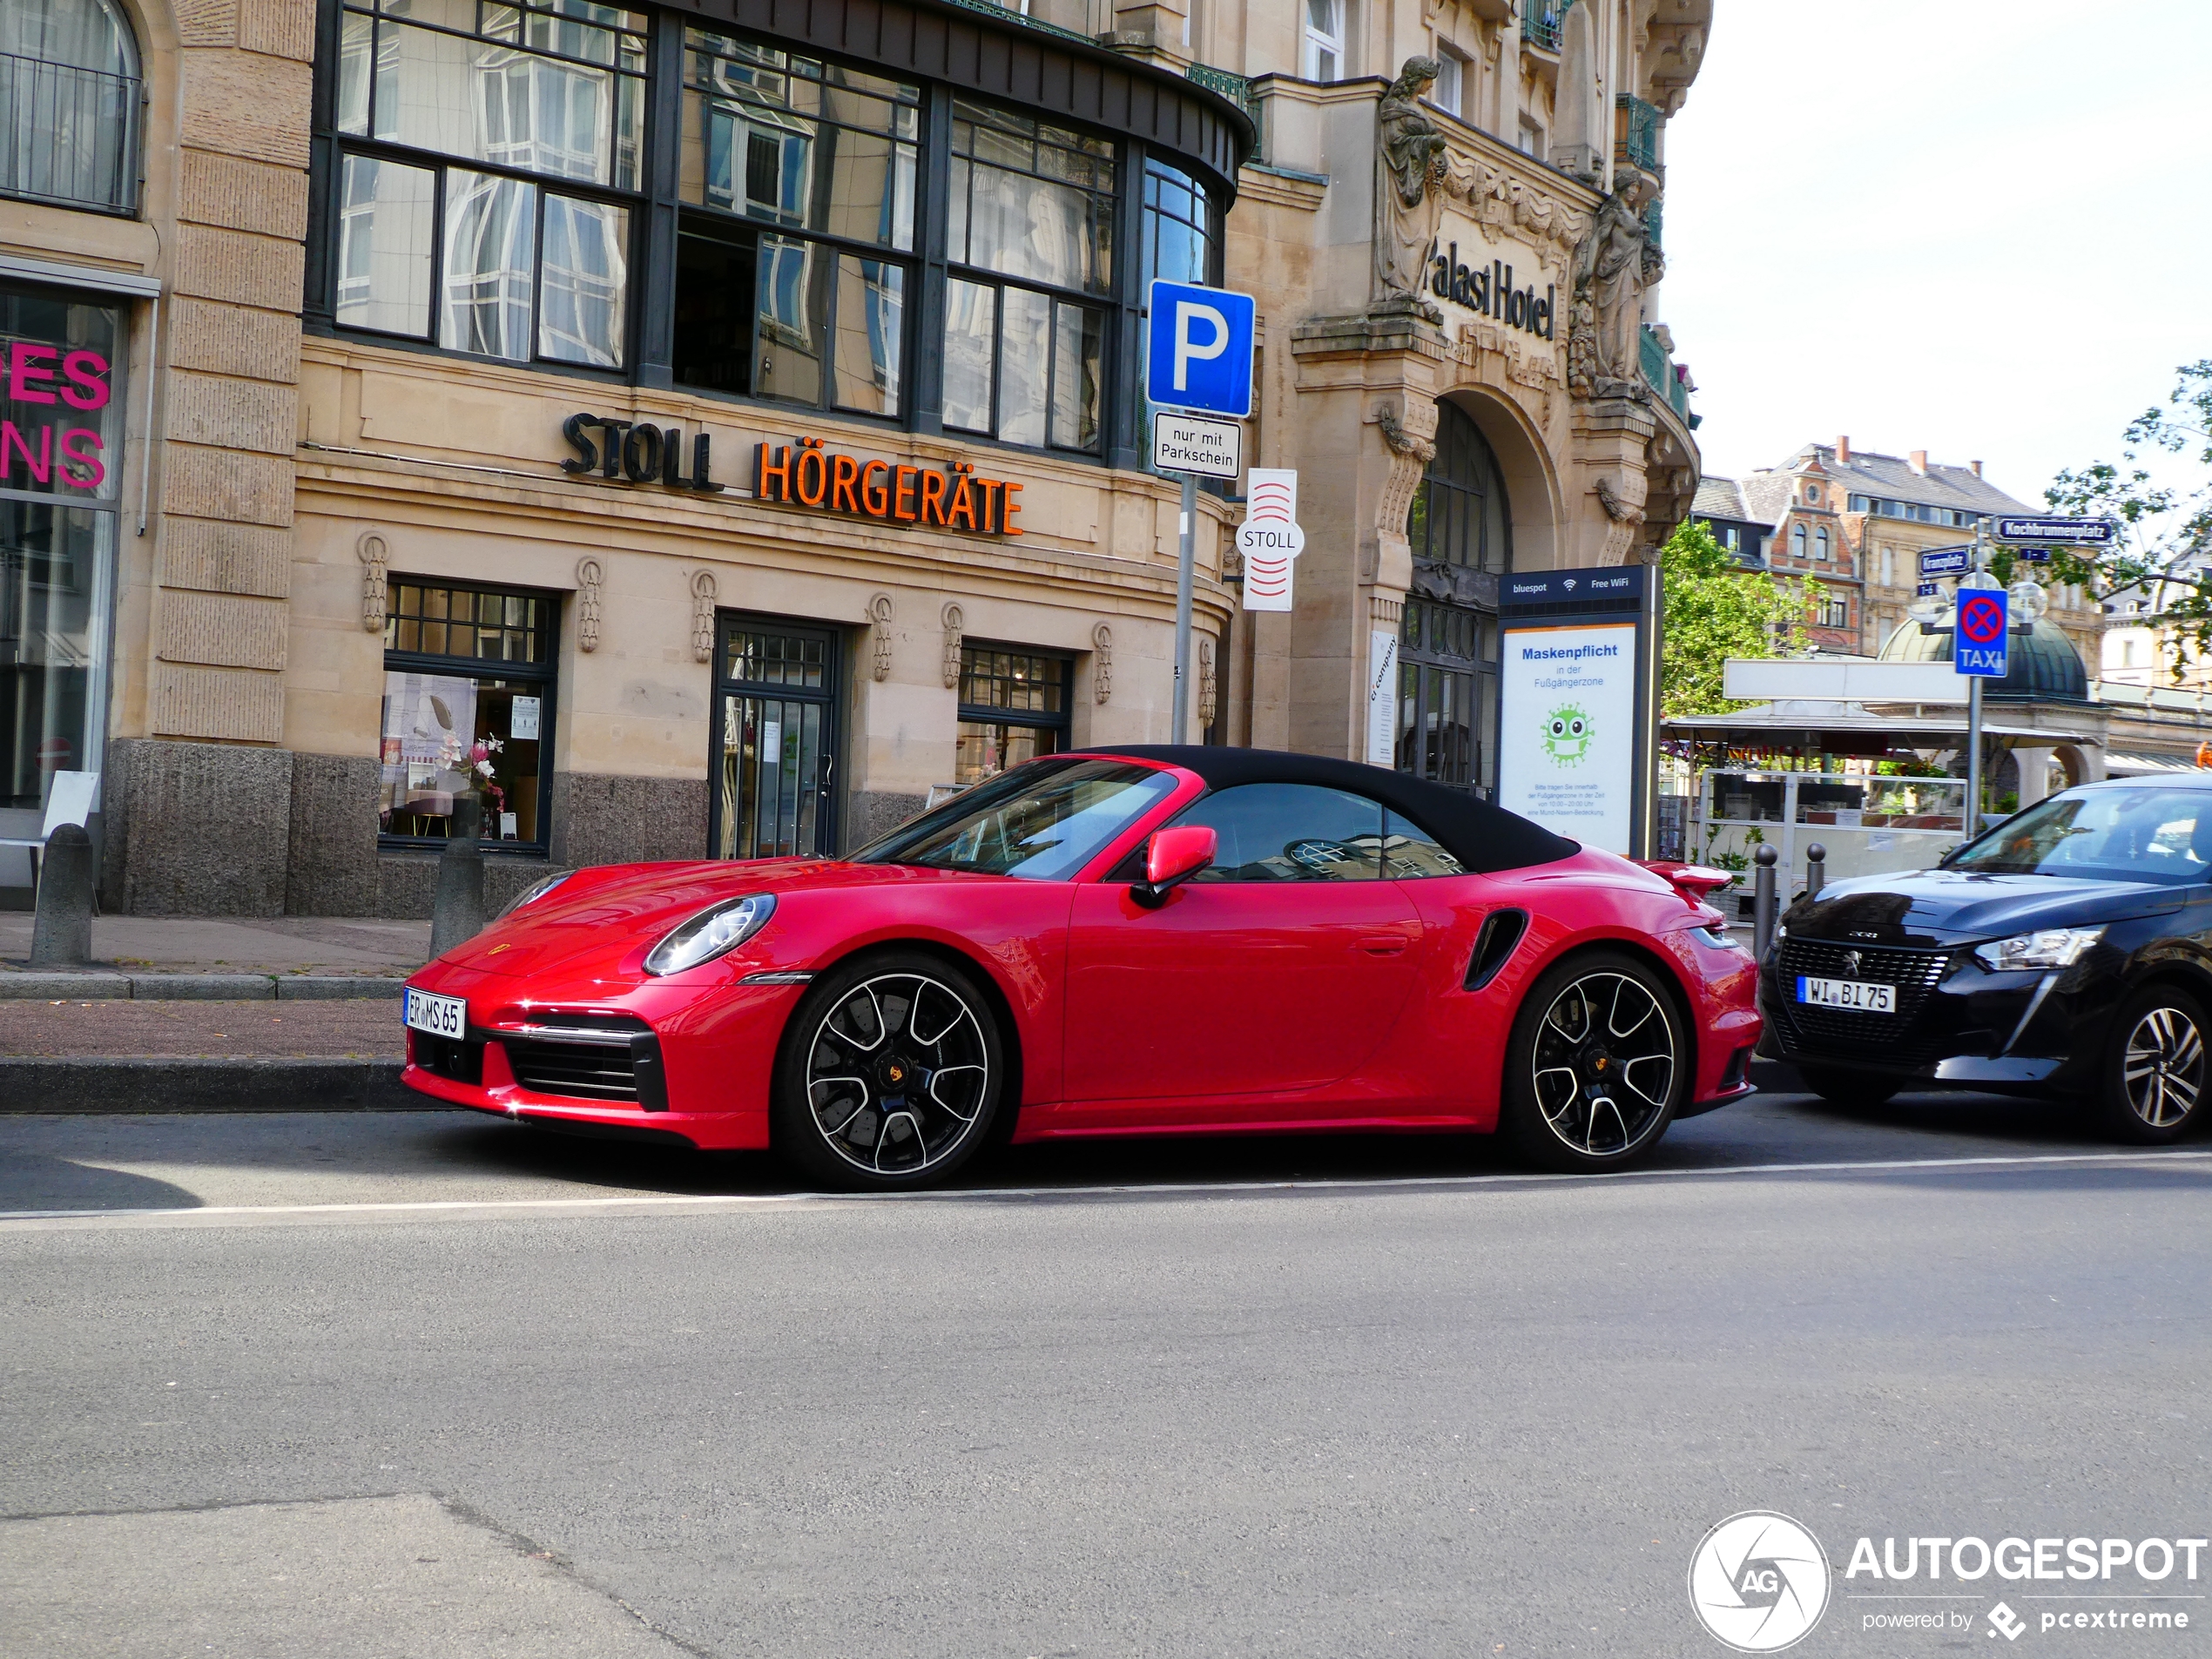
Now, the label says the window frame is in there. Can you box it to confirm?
[954,640,1073,784]
[377,576,560,857]
[320,0,650,371]
[0,0,145,217]
[1303,0,1346,81]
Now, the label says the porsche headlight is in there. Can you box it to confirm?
[1973,926,2104,973]
[498,870,573,918]
[644,894,777,976]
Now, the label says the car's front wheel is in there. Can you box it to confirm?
[2100,982,2209,1144]
[1501,951,1687,1172]
[772,951,1007,1190]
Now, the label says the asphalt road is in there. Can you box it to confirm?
[3,1086,2209,1658]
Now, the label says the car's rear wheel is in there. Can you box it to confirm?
[772,951,1006,1190]
[1501,951,1686,1172]
[2100,982,2209,1144]
[1793,1063,1901,1109]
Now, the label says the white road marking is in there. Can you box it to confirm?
[0,1148,2206,1231]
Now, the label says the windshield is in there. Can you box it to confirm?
[852,759,1178,880]
[1946,787,2212,886]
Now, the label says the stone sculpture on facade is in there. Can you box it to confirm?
[357,532,388,632]
[1569,173,1662,400]
[1371,57,1449,321]
[576,556,604,651]
[690,570,717,663]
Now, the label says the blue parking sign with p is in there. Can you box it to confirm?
[1146,280,1255,419]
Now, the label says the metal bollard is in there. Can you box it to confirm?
[428,793,488,960]
[28,823,95,967]
[1805,841,1826,901]
[1751,843,1779,962]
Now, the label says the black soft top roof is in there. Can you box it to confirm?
[1071,745,1581,875]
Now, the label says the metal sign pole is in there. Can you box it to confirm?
[1966,516,1986,839]
[1173,470,1196,741]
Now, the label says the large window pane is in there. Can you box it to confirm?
[941,278,995,434]
[0,501,111,810]
[997,287,1051,448]
[440,168,536,360]
[754,232,826,407]
[1171,784,1384,883]
[0,0,143,213]
[377,20,617,183]
[538,193,627,365]
[336,154,435,336]
[1050,302,1102,451]
[950,99,1114,295]
[831,253,901,415]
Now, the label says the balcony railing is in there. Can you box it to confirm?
[1521,0,1574,52]
[1642,325,1689,420]
[0,50,140,215]
[1187,61,1259,127]
[1615,93,1660,174]
[1642,196,1662,253]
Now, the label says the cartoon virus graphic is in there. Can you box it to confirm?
[1542,704,1593,765]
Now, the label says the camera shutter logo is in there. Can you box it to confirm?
[1688,1511,1831,1653]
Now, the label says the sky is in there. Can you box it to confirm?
[1660,1,2212,506]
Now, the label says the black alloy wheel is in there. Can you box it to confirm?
[1501,950,1687,1173]
[772,950,1006,1190]
[2100,981,2209,1144]
[1793,1063,1902,1110]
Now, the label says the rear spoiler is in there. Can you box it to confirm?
[1634,859,1737,906]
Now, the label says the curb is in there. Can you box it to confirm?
[0,974,409,1001]
[0,1058,424,1114]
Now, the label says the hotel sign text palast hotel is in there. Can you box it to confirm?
[0,0,1710,914]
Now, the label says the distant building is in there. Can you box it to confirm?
[1689,477,1769,570]
[1738,439,2097,661]
[2101,544,2212,689]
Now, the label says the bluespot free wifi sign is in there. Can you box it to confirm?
[1146,280,1255,421]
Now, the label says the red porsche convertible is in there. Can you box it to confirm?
[401,747,1761,1186]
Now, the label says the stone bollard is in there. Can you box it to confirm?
[1751,842,1779,962]
[1805,841,1827,901]
[29,824,95,967]
[428,794,487,960]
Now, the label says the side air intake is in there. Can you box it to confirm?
[1465,909,1528,991]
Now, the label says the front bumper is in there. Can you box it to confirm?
[1758,942,2118,1093]
[399,962,806,1150]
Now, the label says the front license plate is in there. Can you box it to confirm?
[1796,975,1896,1014]
[404,988,468,1040]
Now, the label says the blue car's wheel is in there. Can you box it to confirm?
[2101,983,2208,1144]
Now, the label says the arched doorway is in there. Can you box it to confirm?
[1398,400,1509,793]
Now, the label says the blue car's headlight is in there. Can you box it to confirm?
[644,894,777,976]
[1973,926,2104,973]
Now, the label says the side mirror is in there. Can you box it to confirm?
[1130,825,1217,909]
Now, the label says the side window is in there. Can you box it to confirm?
[1381,809,1467,878]
[1175,783,1383,882]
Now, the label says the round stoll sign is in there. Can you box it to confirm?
[1687,1511,1831,1652]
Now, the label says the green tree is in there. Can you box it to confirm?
[1659,518,1809,717]
[2042,360,2212,677]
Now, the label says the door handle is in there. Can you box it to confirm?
[1357,934,1410,956]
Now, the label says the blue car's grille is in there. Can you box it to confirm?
[1768,940,1953,1061]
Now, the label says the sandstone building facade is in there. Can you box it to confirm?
[0,0,1710,913]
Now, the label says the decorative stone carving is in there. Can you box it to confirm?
[1091,623,1113,705]
[867,592,894,682]
[1570,174,1662,400]
[690,570,717,663]
[1198,637,1217,727]
[941,602,964,689]
[356,532,388,632]
[1595,473,1649,565]
[576,557,604,652]
[1440,154,1592,266]
[1371,58,1449,320]
[1372,400,1440,583]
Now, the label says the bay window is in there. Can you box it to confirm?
[311,3,1234,463]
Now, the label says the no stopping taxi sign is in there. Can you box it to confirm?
[1956,588,2008,677]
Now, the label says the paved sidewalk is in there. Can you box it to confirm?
[0,999,403,1059]
[0,915,429,976]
